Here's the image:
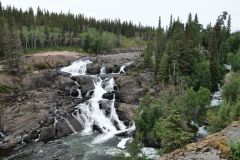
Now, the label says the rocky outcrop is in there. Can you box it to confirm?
[115,75,148,104]
[21,51,83,69]
[0,51,146,157]
[162,121,240,160]
[117,103,138,122]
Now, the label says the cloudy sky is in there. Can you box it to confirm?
[1,0,239,31]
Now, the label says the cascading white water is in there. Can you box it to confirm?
[118,61,133,74]
[104,77,115,92]
[60,58,135,145]
[109,95,126,131]
[191,121,208,138]
[100,65,106,74]
[60,59,92,76]
[210,90,223,107]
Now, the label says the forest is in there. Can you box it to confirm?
[0,1,153,56]
[133,11,240,157]
[0,1,240,159]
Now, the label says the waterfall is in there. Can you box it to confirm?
[100,65,106,74]
[60,59,92,76]
[109,96,126,131]
[60,58,135,145]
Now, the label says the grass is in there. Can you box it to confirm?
[23,46,85,55]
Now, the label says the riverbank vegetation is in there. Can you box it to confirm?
[133,11,240,155]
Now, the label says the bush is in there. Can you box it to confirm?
[231,50,240,72]
[229,139,240,160]
[207,102,231,132]
[0,84,12,94]
[154,110,193,153]
[223,73,240,103]
[183,87,211,124]
[117,141,148,160]
[208,73,240,132]
[190,60,212,91]
[136,87,204,153]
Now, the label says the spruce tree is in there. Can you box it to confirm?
[158,50,168,82]
[3,18,23,74]
[227,15,231,35]
[168,21,185,84]
[209,12,228,91]
[155,16,165,75]
[0,17,5,58]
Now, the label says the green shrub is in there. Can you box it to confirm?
[154,110,193,153]
[229,139,240,160]
[223,73,240,103]
[231,50,240,72]
[0,84,12,94]
[208,73,240,132]
[117,141,148,160]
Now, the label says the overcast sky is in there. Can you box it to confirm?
[1,0,239,31]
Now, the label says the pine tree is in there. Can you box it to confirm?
[143,42,154,68]
[209,33,221,91]
[155,16,165,75]
[227,15,231,35]
[167,15,173,38]
[0,17,6,58]
[168,21,185,84]
[209,12,228,91]
[3,18,23,74]
[158,50,168,82]
[194,13,199,24]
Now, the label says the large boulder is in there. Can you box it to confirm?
[73,75,96,97]
[21,71,58,90]
[39,127,55,142]
[117,103,138,121]
[87,63,101,75]
[115,76,147,104]
[139,72,154,89]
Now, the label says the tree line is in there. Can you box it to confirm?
[142,12,234,91]
[0,0,154,72]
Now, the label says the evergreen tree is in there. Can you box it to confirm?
[209,12,228,91]
[0,16,6,58]
[158,50,168,82]
[154,109,193,153]
[168,20,185,84]
[2,18,23,74]
[143,42,154,68]
[227,15,231,35]
[155,16,165,75]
